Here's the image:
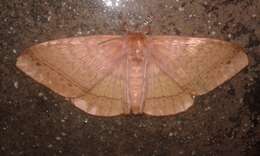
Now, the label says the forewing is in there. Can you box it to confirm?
[17,35,128,116]
[16,35,124,98]
[143,61,194,116]
[149,36,248,95]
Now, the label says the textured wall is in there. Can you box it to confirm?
[0,0,259,155]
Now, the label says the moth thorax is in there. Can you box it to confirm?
[127,45,145,63]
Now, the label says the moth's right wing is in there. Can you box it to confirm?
[148,36,248,95]
[16,36,129,116]
[143,36,248,116]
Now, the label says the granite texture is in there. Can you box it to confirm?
[0,0,260,155]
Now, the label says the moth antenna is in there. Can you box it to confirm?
[122,21,129,33]
[140,15,154,35]
[119,11,130,33]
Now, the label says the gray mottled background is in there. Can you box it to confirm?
[0,0,260,155]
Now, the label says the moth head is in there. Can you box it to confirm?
[120,15,154,35]
[125,33,147,63]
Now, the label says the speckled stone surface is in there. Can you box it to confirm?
[0,0,260,155]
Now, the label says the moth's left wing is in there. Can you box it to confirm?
[16,35,129,116]
[71,58,128,116]
[148,36,248,96]
[17,36,124,98]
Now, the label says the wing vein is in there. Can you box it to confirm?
[30,51,88,94]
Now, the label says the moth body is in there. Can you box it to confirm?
[125,33,148,114]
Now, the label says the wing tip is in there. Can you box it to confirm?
[198,50,249,95]
[16,51,33,75]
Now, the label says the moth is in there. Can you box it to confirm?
[16,32,248,116]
